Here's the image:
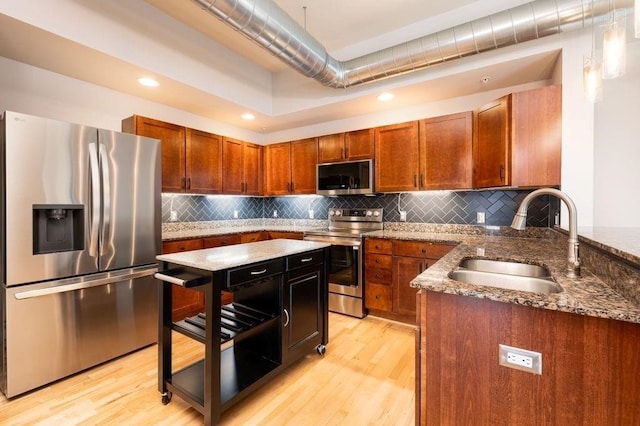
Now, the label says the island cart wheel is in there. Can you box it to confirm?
[316,344,326,356]
[161,391,172,405]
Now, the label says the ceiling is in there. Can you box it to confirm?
[0,0,561,135]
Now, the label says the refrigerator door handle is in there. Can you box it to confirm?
[13,266,157,300]
[88,142,101,257]
[99,143,111,256]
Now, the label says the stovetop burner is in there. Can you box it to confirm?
[304,208,383,238]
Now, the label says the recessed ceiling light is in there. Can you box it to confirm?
[241,113,255,120]
[137,77,159,87]
[377,92,394,102]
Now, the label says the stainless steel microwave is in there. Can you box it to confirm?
[317,159,374,195]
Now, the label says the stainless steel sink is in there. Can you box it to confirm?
[449,258,562,295]
[458,258,552,278]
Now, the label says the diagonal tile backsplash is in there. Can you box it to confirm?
[162,189,558,227]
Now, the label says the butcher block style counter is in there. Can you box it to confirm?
[155,239,330,426]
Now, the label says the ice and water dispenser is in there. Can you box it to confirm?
[33,204,84,254]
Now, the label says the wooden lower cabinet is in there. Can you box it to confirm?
[365,238,455,323]
[416,291,640,425]
[268,231,304,240]
[161,239,205,321]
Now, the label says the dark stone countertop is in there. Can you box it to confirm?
[365,224,640,324]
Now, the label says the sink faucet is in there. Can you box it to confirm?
[511,188,580,279]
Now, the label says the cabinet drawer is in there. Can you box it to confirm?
[365,253,392,269]
[287,249,324,270]
[365,267,392,284]
[366,238,392,254]
[365,282,392,312]
[227,258,285,289]
[162,238,204,254]
[203,234,241,248]
[393,240,456,259]
[241,231,266,243]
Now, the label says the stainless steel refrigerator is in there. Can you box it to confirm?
[0,111,161,398]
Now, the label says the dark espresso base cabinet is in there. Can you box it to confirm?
[156,245,329,426]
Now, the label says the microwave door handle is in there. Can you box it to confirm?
[99,144,111,258]
[88,143,101,257]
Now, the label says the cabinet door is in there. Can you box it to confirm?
[318,133,345,163]
[473,96,511,188]
[240,231,267,243]
[345,128,374,160]
[511,85,561,187]
[222,137,245,194]
[420,112,472,190]
[186,129,223,194]
[123,116,186,193]
[264,142,292,196]
[284,268,322,362]
[243,142,263,195]
[375,121,420,192]
[161,239,205,321]
[291,137,318,194]
[393,256,426,317]
[268,231,303,240]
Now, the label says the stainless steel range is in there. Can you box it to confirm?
[303,208,383,318]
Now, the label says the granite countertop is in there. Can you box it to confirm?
[366,225,640,324]
[161,219,326,241]
[157,239,330,272]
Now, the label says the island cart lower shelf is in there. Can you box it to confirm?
[155,243,330,426]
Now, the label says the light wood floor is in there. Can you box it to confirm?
[0,313,415,425]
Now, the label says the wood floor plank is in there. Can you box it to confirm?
[0,313,414,425]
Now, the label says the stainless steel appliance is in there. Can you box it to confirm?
[0,111,161,398]
[316,159,374,196]
[303,208,383,318]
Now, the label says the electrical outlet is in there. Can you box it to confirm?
[170,211,178,221]
[499,344,542,375]
[309,209,314,219]
[233,210,238,219]
[273,210,278,218]
[477,211,486,224]
[399,211,407,221]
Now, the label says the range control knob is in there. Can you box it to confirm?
[329,210,335,216]
[373,211,380,217]
[334,210,342,216]
[366,210,373,217]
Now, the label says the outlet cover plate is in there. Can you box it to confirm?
[399,211,407,221]
[499,344,542,375]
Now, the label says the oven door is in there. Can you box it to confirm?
[303,235,362,297]
[326,244,361,297]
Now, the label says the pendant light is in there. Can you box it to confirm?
[635,0,639,38]
[602,6,627,79]
[584,0,603,102]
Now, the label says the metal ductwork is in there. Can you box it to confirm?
[191,0,632,88]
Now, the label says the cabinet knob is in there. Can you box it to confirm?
[421,248,427,253]
[375,295,380,299]
[375,273,381,278]
[375,259,380,263]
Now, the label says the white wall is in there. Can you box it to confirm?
[593,39,640,227]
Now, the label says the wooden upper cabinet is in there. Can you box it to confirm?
[223,137,263,195]
[473,96,511,188]
[264,142,292,196]
[511,85,561,187]
[473,85,561,189]
[122,115,186,193]
[291,138,318,194]
[186,129,223,194]
[318,129,373,163]
[265,138,317,195]
[318,133,345,163]
[419,112,473,190]
[374,121,420,192]
[122,115,223,194]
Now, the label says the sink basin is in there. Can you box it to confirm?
[458,258,552,278]
[449,258,562,295]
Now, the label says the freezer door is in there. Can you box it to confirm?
[1,266,158,398]
[3,111,100,285]
[97,129,160,270]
